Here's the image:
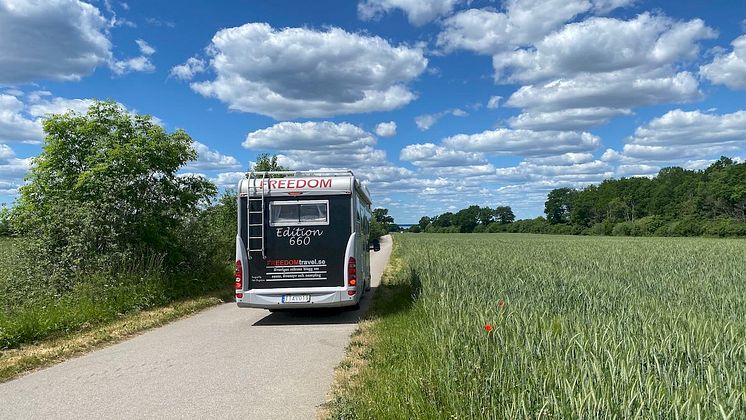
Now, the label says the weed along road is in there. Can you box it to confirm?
[0,236,392,420]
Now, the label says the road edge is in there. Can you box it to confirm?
[0,291,231,383]
[317,234,401,419]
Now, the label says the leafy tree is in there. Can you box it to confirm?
[545,188,576,224]
[373,207,397,233]
[13,101,216,277]
[370,217,388,239]
[494,206,515,224]
[477,206,494,225]
[412,156,746,237]
[253,153,287,172]
[418,216,432,230]
[454,205,481,232]
[432,212,453,227]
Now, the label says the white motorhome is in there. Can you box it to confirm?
[235,170,379,310]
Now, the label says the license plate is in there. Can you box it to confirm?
[282,294,310,303]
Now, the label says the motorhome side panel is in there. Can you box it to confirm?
[248,195,351,289]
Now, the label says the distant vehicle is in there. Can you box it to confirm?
[235,170,379,310]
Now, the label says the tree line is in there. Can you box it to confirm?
[413,205,516,233]
[409,157,746,237]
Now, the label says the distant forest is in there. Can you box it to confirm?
[412,156,746,237]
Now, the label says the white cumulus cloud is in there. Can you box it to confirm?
[186,141,241,171]
[400,143,487,167]
[111,39,156,75]
[505,70,701,112]
[0,143,33,195]
[508,108,633,131]
[0,0,111,83]
[415,108,468,131]
[622,109,746,160]
[169,57,206,81]
[493,13,716,83]
[436,0,634,55]
[700,34,746,90]
[186,23,428,119]
[358,0,464,26]
[244,121,387,170]
[442,128,600,156]
[375,121,397,137]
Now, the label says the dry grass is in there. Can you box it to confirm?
[0,293,228,382]
[318,243,405,419]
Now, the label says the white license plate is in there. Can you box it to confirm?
[282,294,310,303]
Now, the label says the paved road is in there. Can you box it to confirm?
[0,236,392,420]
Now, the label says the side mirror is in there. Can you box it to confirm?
[369,239,381,252]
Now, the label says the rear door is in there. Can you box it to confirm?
[248,195,351,289]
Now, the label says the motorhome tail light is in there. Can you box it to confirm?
[347,290,357,296]
[235,260,243,291]
[347,257,357,286]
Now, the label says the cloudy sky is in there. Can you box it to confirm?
[1,0,745,222]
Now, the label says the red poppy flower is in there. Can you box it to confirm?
[484,324,493,333]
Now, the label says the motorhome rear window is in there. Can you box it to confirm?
[270,200,329,226]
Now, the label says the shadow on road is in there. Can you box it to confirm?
[251,287,377,326]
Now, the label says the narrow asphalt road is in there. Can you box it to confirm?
[0,235,392,420]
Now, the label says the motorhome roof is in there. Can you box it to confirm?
[238,170,371,204]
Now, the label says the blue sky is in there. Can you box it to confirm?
[1,0,746,223]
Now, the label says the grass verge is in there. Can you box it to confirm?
[320,237,417,419]
[0,290,231,383]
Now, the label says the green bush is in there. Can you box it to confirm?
[612,221,634,236]
[486,222,505,233]
[0,101,233,349]
[370,218,388,240]
[0,251,231,349]
[664,218,705,237]
[586,221,613,236]
[632,215,667,236]
[0,207,10,237]
[12,101,216,287]
[702,218,746,237]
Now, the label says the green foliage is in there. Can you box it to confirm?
[453,205,481,232]
[373,207,398,233]
[431,212,453,228]
[494,205,515,224]
[252,153,288,172]
[0,206,11,237]
[369,217,388,240]
[416,205,515,233]
[477,206,494,225]
[0,237,231,349]
[544,156,746,235]
[0,101,234,349]
[334,234,746,418]
[544,187,576,224]
[415,157,746,238]
[13,101,216,281]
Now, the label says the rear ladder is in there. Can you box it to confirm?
[247,172,267,260]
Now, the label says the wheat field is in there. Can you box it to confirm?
[334,233,746,419]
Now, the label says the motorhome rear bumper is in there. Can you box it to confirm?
[236,286,360,309]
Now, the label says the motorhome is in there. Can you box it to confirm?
[235,171,378,310]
